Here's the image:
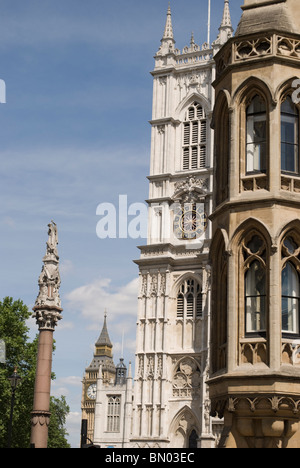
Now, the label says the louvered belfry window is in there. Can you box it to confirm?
[176,278,203,319]
[183,102,207,171]
[107,396,121,432]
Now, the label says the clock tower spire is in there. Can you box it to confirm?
[81,312,116,444]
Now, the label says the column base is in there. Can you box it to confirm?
[30,410,51,448]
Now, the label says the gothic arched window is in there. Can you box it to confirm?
[182,102,207,171]
[281,96,299,174]
[243,235,267,334]
[246,95,267,173]
[107,396,121,432]
[176,278,202,319]
[188,430,198,449]
[281,235,300,335]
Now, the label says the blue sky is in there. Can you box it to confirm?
[0,0,241,448]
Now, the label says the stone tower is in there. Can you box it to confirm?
[81,313,116,443]
[209,0,300,449]
[131,3,232,449]
[93,360,133,448]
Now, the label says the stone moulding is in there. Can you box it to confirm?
[215,32,300,79]
[211,395,300,419]
[31,410,51,428]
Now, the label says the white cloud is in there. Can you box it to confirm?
[54,375,82,387]
[56,321,75,332]
[65,277,139,323]
[60,259,75,276]
[2,216,16,228]
[66,412,82,448]
[114,338,136,356]
[51,376,82,398]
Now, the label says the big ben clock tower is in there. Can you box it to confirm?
[81,313,116,443]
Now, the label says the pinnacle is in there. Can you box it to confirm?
[162,2,174,41]
[221,0,233,28]
[96,312,113,348]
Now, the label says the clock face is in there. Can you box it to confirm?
[174,204,208,240]
[87,383,97,400]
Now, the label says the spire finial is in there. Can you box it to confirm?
[213,0,234,46]
[162,2,174,41]
[96,311,113,350]
[190,31,195,47]
[156,3,176,58]
[221,0,233,28]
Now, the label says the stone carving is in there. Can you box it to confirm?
[173,176,209,202]
[137,355,144,380]
[212,395,300,449]
[146,355,155,380]
[32,221,63,331]
[211,395,300,420]
[159,274,166,296]
[172,357,201,398]
[31,410,51,428]
[46,221,59,260]
[241,341,268,366]
[216,33,300,79]
[139,272,167,298]
[150,275,158,297]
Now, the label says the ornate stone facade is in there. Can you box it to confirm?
[130,3,233,449]
[209,0,300,449]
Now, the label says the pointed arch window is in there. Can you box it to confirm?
[188,430,198,449]
[243,235,267,334]
[281,235,300,335]
[176,278,202,319]
[246,95,267,174]
[281,96,299,174]
[107,396,121,432]
[182,102,207,171]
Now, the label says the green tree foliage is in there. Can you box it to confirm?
[48,396,70,449]
[0,297,70,448]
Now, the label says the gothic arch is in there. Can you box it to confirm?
[230,217,272,252]
[174,92,211,121]
[169,406,200,449]
[232,75,275,108]
[210,229,228,373]
[212,91,231,206]
[276,219,300,246]
[210,228,229,261]
[211,88,231,129]
[170,272,202,300]
[172,355,202,376]
[275,76,300,103]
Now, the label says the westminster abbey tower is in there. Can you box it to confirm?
[83,0,300,449]
[131,2,233,449]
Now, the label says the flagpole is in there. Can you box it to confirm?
[207,0,211,46]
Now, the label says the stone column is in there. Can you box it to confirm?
[30,222,63,449]
[30,329,54,448]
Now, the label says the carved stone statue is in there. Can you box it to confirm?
[46,220,59,260]
[33,221,62,331]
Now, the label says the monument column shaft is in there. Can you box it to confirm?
[31,221,63,448]
[30,330,54,448]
